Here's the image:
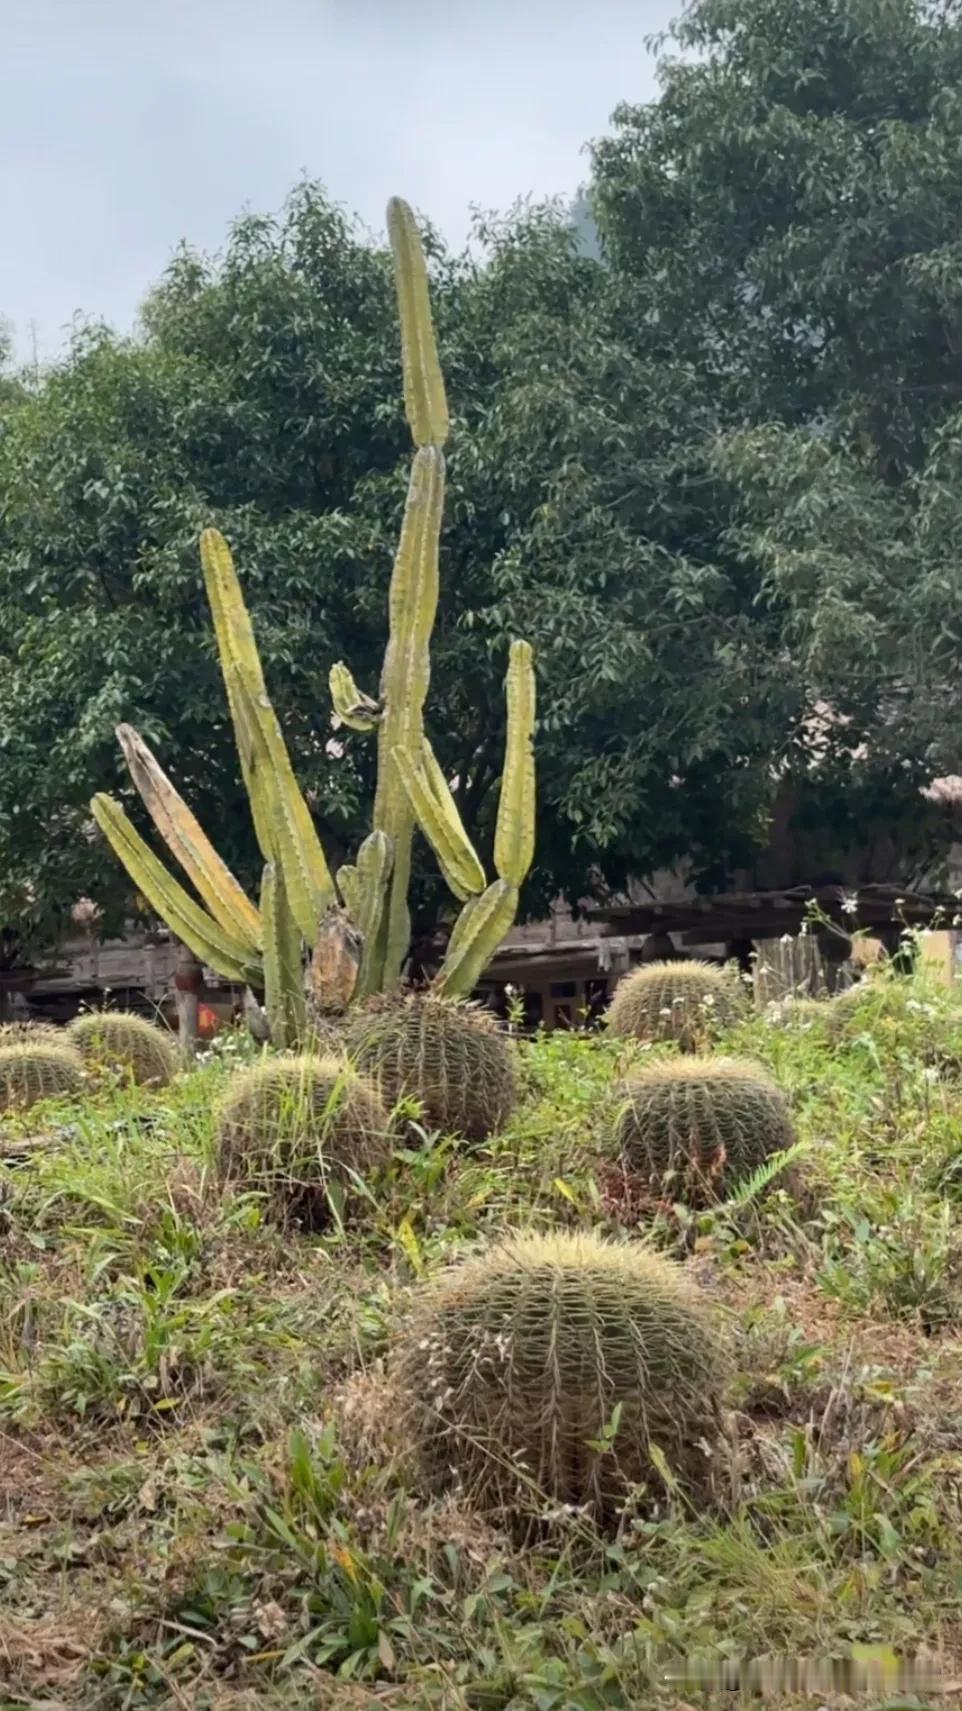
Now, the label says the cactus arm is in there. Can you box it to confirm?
[198,529,274,855]
[336,863,361,921]
[434,878,520,999]
[387,197,449,450]
[392,744,485,902]
[115,723,261,955]
[494,640,536,887]
[372,446,445,986]
[260,862,307,1050]
[200,528,334,940]
[329,663,380,733]
[90,795,262,987]
[353,830,394,1001]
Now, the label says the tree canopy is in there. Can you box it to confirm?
[590,0,962,882]
[3,0,962,960]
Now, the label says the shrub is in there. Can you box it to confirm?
[611,1055,797,1204]
[215,1053,391,1225]
[606,960,746,1050]
[394,1229,728,1521]
[68,1011,178,1087]
[345,994,519,1140]
[0,1042,85,1112]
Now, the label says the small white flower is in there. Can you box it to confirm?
[840,895,858,917]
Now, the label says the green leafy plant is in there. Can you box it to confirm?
[67,1010,178,1087]
[214,1053,391,1226]
[345,993,519,1142]
[393,1228,728,1522]
[611,1055,798,1205]
[606,959,747,1050]
[0,1040,84,1112]
[89,199,536,1046]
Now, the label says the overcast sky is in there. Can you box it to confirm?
[4,0,676,362]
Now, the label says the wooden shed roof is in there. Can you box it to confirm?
[588,883,961,943]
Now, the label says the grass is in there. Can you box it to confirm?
[2,972,962,1707]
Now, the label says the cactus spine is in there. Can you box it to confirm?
[90,196,536,1035]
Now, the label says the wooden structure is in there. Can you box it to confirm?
[8,882,960,1035]
[588,882,961,945]
[10,930,242,1030]
[589,883,962,1003]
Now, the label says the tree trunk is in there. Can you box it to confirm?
[173,943,203,1062]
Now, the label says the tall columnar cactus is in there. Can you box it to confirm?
[90,197,536,1041]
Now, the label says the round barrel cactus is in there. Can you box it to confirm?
[215,1053,391,1225]
[394,1229,727,1521]
[0,1042,85,1112]
[766,995,831,1029]
[606,959,746,1050]
[0,1022,65,1048]
[825,980,894,1038]
[68,1011,178,1087]
[612,1055,796,1204]
[345,994,518,1140]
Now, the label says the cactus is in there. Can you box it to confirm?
[824,980,886,1038]
[215,1053,390,1225]
[90,195,536,1036]
[114,723,261,955]
[0,1022,64,1048]
[261,863,308,1050]
[68,1012,178,1087]
[90,794,263,988]
[393,1229,728,1520]
[767,995,832,1029]
[0,1042,85,1111]
[345,993,519,1140]
[612,1056,797,1204]
[606,960,746,1050]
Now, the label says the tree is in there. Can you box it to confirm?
[0,181,812,958]
[589,0,962,882]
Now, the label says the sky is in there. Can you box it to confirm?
[3,0,676,363]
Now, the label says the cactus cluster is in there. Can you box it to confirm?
[393,1229,728,1520]
[215,1054,391,1225]
[0,1042,85,1112]
[345,993,518,1141]
[89,197,537,1044]
[606,960,746,1050]
[67,1012,178,1087]
[612,1055,797,1204]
